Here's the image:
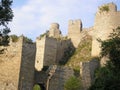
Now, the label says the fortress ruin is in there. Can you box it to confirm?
[0,2,120,90]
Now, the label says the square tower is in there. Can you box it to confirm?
[68,19,82,47]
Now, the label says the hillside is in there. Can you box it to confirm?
[66,34,92,70]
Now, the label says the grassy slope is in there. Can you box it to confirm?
[66,34,92,70]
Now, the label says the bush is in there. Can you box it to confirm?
[100,5,109,12]
[64,76,81,90]
[33,84,41,90]
[89,27,120,90]
[10,35,19,42]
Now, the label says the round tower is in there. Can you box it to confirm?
[92,2,120,56]
[49,23,61,38]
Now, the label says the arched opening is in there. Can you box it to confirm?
[33,83,46,90]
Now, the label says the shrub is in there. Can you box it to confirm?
[100,5,109,12]
[33,84,41,90]
[64,76,81,90]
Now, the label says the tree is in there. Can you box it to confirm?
[89,27,120,90]
[64,76,81,90]
[100,27,120,69]
[0,0,13,45]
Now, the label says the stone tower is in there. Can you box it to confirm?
[68,19,82,47]
[92,2,120,56]
[49,23,61,38]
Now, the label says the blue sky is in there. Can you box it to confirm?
[10,0,120,41]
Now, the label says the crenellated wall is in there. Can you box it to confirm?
[92,2,120,56]
[0,2,120,90]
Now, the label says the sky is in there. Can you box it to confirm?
[9,0,120,41]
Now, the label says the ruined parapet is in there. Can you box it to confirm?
[68,19,82,47]
[80,60,99,90]
[49,23,62,38]
[92,2,120,56]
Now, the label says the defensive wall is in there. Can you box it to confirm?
[35,35,74,71]
[0,36,36,90]
[80,60,100,90]
[0,37,23,90]
[0,2,120,90]
[92,2,120,56]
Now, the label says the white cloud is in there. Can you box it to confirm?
[10,0,119,40]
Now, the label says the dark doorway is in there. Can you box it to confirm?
[33,83,46,90]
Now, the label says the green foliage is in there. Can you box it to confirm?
[66,35,92,70]
[100,5,109,12]
[90,27,120,90]
[0,0,13,45]
[33,84,41,90]
[40,30,49,38]
[23,36,33,44]
[100,27,120,69]
[59,46,75,65]
[10,35,19,42]
[64,76,81,90]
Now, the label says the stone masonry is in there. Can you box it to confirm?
[0,2,120,90]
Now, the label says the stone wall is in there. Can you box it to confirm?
[48,66,74,90]
[44,37,58,66]
[68,19,82,47]
[0,37,23,90]
[80,60,99,90]
[49,23,61,38]
[18,42,36,90]
[35,36,74,71]
[92,2,120,56]
[35,36,46,71]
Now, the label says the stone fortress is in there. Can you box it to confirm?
[0,2,120,90]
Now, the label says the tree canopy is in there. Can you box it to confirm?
[90,27,120,90]
[0,0,13,45]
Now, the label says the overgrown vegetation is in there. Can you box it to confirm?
[10,35,33,44]
[10,34,19,42]
[100,5,109,12]
[59,46,75,65]
[39,30,49,38]
[66,34,92,71]
[23,36,33,44]
[64,76,81,90]
[89,27,120,90]
[0,0,13,46]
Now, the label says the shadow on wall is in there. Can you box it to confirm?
[58,39,75,65]
[34,69,48,90]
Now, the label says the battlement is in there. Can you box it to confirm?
[68,19,82,26]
